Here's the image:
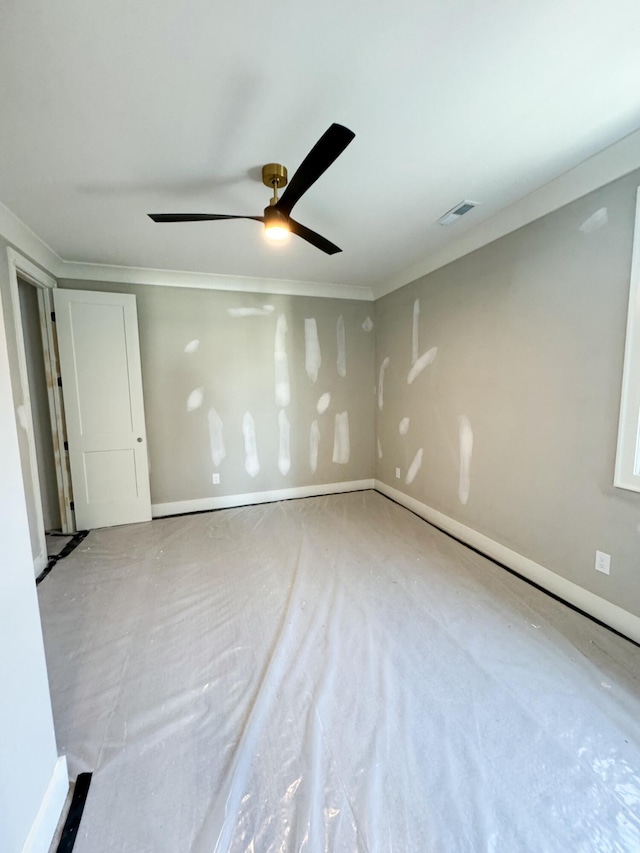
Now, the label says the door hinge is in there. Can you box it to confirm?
[64,440,69,452]
[57,376,62,388]
[51,311,56,322]
[70,501,74,511]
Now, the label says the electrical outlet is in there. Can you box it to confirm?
[395,467,400,479]
[212,473,220,485]
[595,550,610,575]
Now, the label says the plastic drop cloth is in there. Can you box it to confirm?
[37,491,640,852]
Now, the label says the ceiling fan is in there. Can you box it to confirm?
[148,123,355,255]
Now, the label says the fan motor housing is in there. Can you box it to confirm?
[262,163,288,189]
[263,206,289,227]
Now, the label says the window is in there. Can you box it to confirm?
[615,187,640,492]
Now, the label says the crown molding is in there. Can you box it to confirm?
[375,127,640,299]
[0,200,372,301]
[5,123,639,304]
[58,260,374,301]
[0,201,63,277]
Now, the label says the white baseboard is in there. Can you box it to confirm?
[152,479,375,518]
[21,756,69,853]
[33,552,47,579]
[375,480,640,645]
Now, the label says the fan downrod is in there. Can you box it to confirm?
[262,163,288,205]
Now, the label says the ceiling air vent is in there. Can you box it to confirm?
[438,200,479,226]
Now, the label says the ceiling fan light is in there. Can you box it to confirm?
[263,206,290,242]
[264,224,289,241]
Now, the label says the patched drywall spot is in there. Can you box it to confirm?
[310,420,320,473]
[186,387,204,412]
[362,316,374,332]
[337,315,346,378]
[207,407,226,467]
[377,438,383,459]
[242,412,260,478]
[274,314,290,407]
[412,298,420,365]
[406,448,423,485]
[305,318,321,382]
[579,207,608,234]
[378,357,390,410]
[227,305,275,317]
[17,404,28,430]
[399,417,410,435]
[458,415,473,505]
[317,392,331,415]
[407,347,437,384]
[333,411,350,464]
[278,409,291,476]
[184,339,200,354]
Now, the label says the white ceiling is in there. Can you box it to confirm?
[1,0,640,291]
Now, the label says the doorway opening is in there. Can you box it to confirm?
[6,248,74,576]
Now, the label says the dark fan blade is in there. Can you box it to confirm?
[148,214,263,222]
[275,123,355,217]
[288,218,342,255]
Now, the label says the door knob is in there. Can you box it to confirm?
[137,437,143,443]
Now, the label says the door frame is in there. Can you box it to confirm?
[6,249,75,570]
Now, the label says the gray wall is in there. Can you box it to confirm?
[18,278,61,531]
[59,281,376,505]
[376,169,640,618]
[4,170,639,625]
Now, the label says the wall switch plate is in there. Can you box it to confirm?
[595,550,610,575]
[395,467,400,479]
[212,473,220,485]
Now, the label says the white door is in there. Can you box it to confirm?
[53,289,151,529]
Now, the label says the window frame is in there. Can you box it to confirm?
[615,187,640,492]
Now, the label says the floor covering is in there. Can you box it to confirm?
[38,491,640,852]
[46,533,74,558]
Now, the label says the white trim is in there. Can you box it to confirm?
[614,187,640,492]
[20,756,69,853]
[34,552,47,577]
[6,249,57,574]
[152,479,375,518]
[59,261,374,302]
[375,480,640,645]
[0,202,63,278]
[376,127,640,298]
[7,249,75,536]
[37,288,75,534]
[7,248,56,291]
